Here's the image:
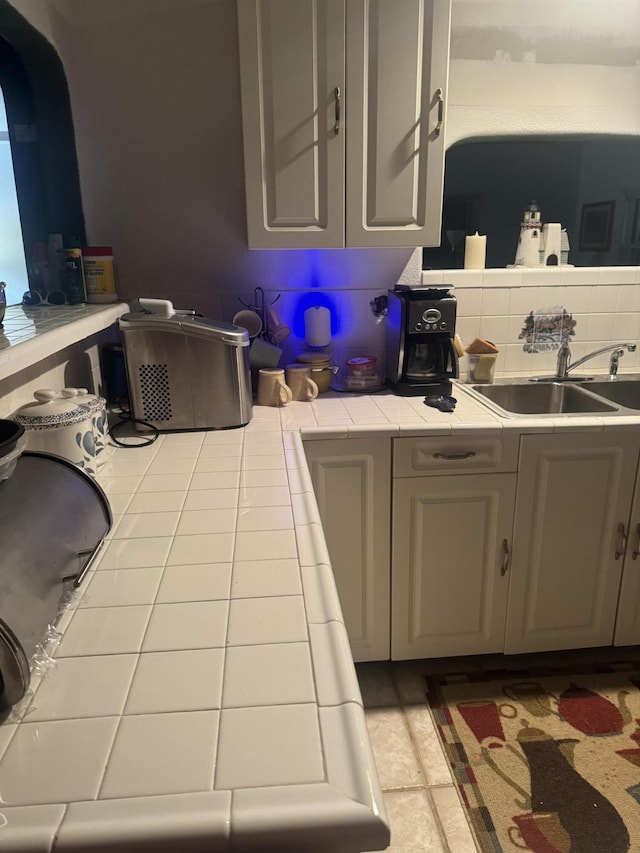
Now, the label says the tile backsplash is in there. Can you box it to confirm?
[216,267,640,384]
[423,267,640,379]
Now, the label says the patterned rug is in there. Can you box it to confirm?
[426,662,640,853]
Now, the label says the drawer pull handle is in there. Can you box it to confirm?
[500,539,510,576]
[433,451,476,461]
[633,523,640,560]
[615,522,628,560]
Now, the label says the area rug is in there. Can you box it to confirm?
[426,662,640,853]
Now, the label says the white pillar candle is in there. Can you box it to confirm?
[464,232,487,270]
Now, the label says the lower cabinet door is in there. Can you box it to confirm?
[506,432,640,654]
[304,438,391,662]
[391,472,516,660]
[615,454,640,646]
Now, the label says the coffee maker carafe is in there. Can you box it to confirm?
[385,285,459,396]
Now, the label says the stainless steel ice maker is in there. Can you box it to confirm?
[119,306,253,431]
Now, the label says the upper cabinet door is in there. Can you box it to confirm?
[237,0,346,249]
[345,0,451,248]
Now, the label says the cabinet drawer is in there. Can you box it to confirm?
[393,433,519,476]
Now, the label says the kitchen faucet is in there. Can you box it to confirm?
[551,342,637,381]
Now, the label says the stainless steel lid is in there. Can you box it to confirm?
[119,312,250,347]
[0,451,111,714]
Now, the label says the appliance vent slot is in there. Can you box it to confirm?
[138,363,172,421]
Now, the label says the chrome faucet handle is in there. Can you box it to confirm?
[609,346,633,379]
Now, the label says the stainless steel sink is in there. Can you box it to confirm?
[470,381,618,416]
[580,379,640,410]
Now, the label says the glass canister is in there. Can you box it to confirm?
[343,355,382,391]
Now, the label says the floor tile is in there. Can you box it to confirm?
[125,649,225,714]
[365,707,424,791]
[214,704,323,790]
[370,790,446,853]
[431,786,478,853]
[355,662,400,709]
[404,705,456,788]
[100,711,219,799]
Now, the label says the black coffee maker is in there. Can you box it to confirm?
[385,285,459,396]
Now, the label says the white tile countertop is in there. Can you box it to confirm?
[0,384,637,853]
[0,303,129,379]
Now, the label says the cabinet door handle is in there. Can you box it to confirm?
[433,87,444,138]
[433,451,476,461]
[500,539,510,576]
[615,522,628,560]
[633,523,640,560]
[333,87,341,135]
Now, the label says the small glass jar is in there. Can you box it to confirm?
[344,355,381,391]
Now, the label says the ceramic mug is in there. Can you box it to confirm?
[285,365,318,401]
[250,336,283,369]
[257,368,292,407]
[232,309,263,339]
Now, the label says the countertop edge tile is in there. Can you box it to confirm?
[319,702,387,813]
[57,792,232,852]
[308,622,363,708]
[300,563,345,625]
[0,803,66,853]
[231,782,390,853]
[0,303,129,381]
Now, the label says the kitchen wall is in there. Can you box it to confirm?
[6,0,640,373]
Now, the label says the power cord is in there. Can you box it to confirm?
[107,396,160,448]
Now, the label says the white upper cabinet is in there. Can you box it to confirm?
[237,0,451,249]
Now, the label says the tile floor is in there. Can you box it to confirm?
[357,660,477,853]
[356,647,640,853]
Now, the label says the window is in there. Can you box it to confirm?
[0,86,28,305]
[0,0,85,305]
